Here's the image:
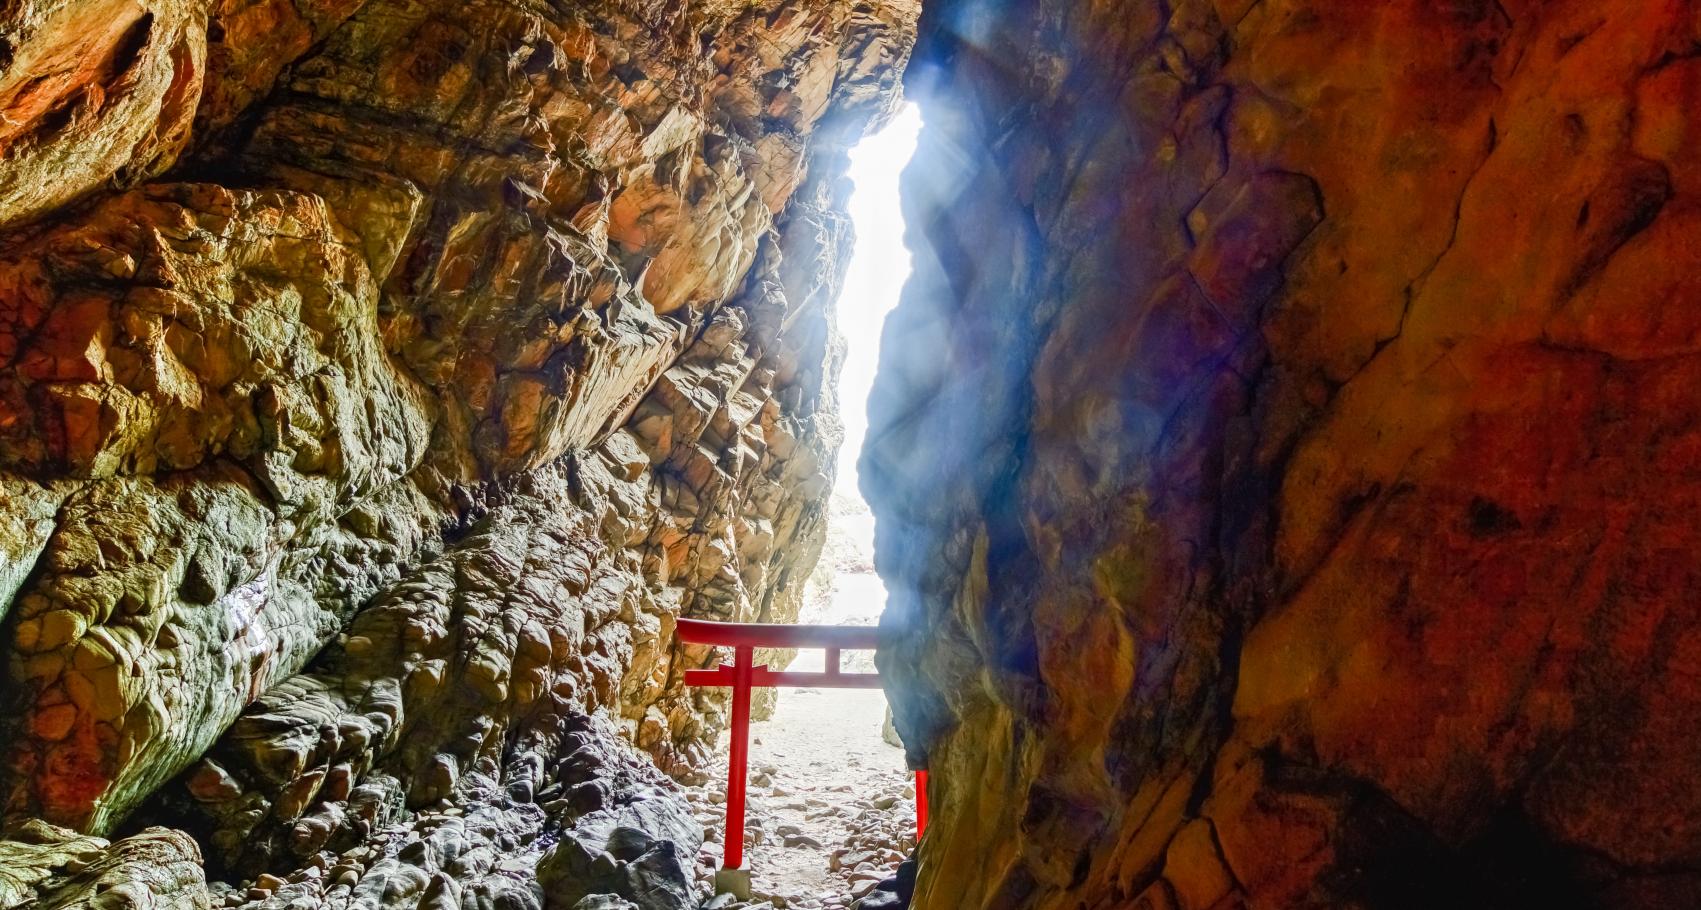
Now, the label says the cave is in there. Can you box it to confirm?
[3,1,1701,909]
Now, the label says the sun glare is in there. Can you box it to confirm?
[837,103,922,499]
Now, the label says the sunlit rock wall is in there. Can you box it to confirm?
[866,2,1701,908]
[0,0,915,902]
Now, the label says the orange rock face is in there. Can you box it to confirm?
[0,0,915,902]
[865,1,1701,907]
[0,0,206,229]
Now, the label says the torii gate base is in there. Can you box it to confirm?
[677,618,928,874]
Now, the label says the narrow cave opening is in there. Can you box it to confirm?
[807,100,924,633]
[690,103,924,908]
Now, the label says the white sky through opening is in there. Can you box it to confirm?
[838,103,922,499]
[796,103,921,634]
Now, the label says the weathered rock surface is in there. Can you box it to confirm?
[0,819,210,910]
[0,183,435,833]
[0,0,915,903]
[17,712,702,910]
[0,0,206,230]
[866,2,1701,908]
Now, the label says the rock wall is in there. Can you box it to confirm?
[866,2,1701,908]
[0,0,915,904]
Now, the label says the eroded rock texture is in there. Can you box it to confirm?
[867,2,1701,908]
[0,0,915,904]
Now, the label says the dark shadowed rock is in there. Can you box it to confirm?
[864,1,1701,908]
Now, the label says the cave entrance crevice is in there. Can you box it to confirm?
[677,103,925,910]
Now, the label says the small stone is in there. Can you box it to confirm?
[715,867,753,901]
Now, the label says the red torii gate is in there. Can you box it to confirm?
[677,617,928,870]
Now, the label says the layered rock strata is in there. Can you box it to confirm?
[0,0,915,904]
[866,2,1701,908]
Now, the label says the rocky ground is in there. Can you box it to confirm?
[2,695,919,910]
[684,682,916,910]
